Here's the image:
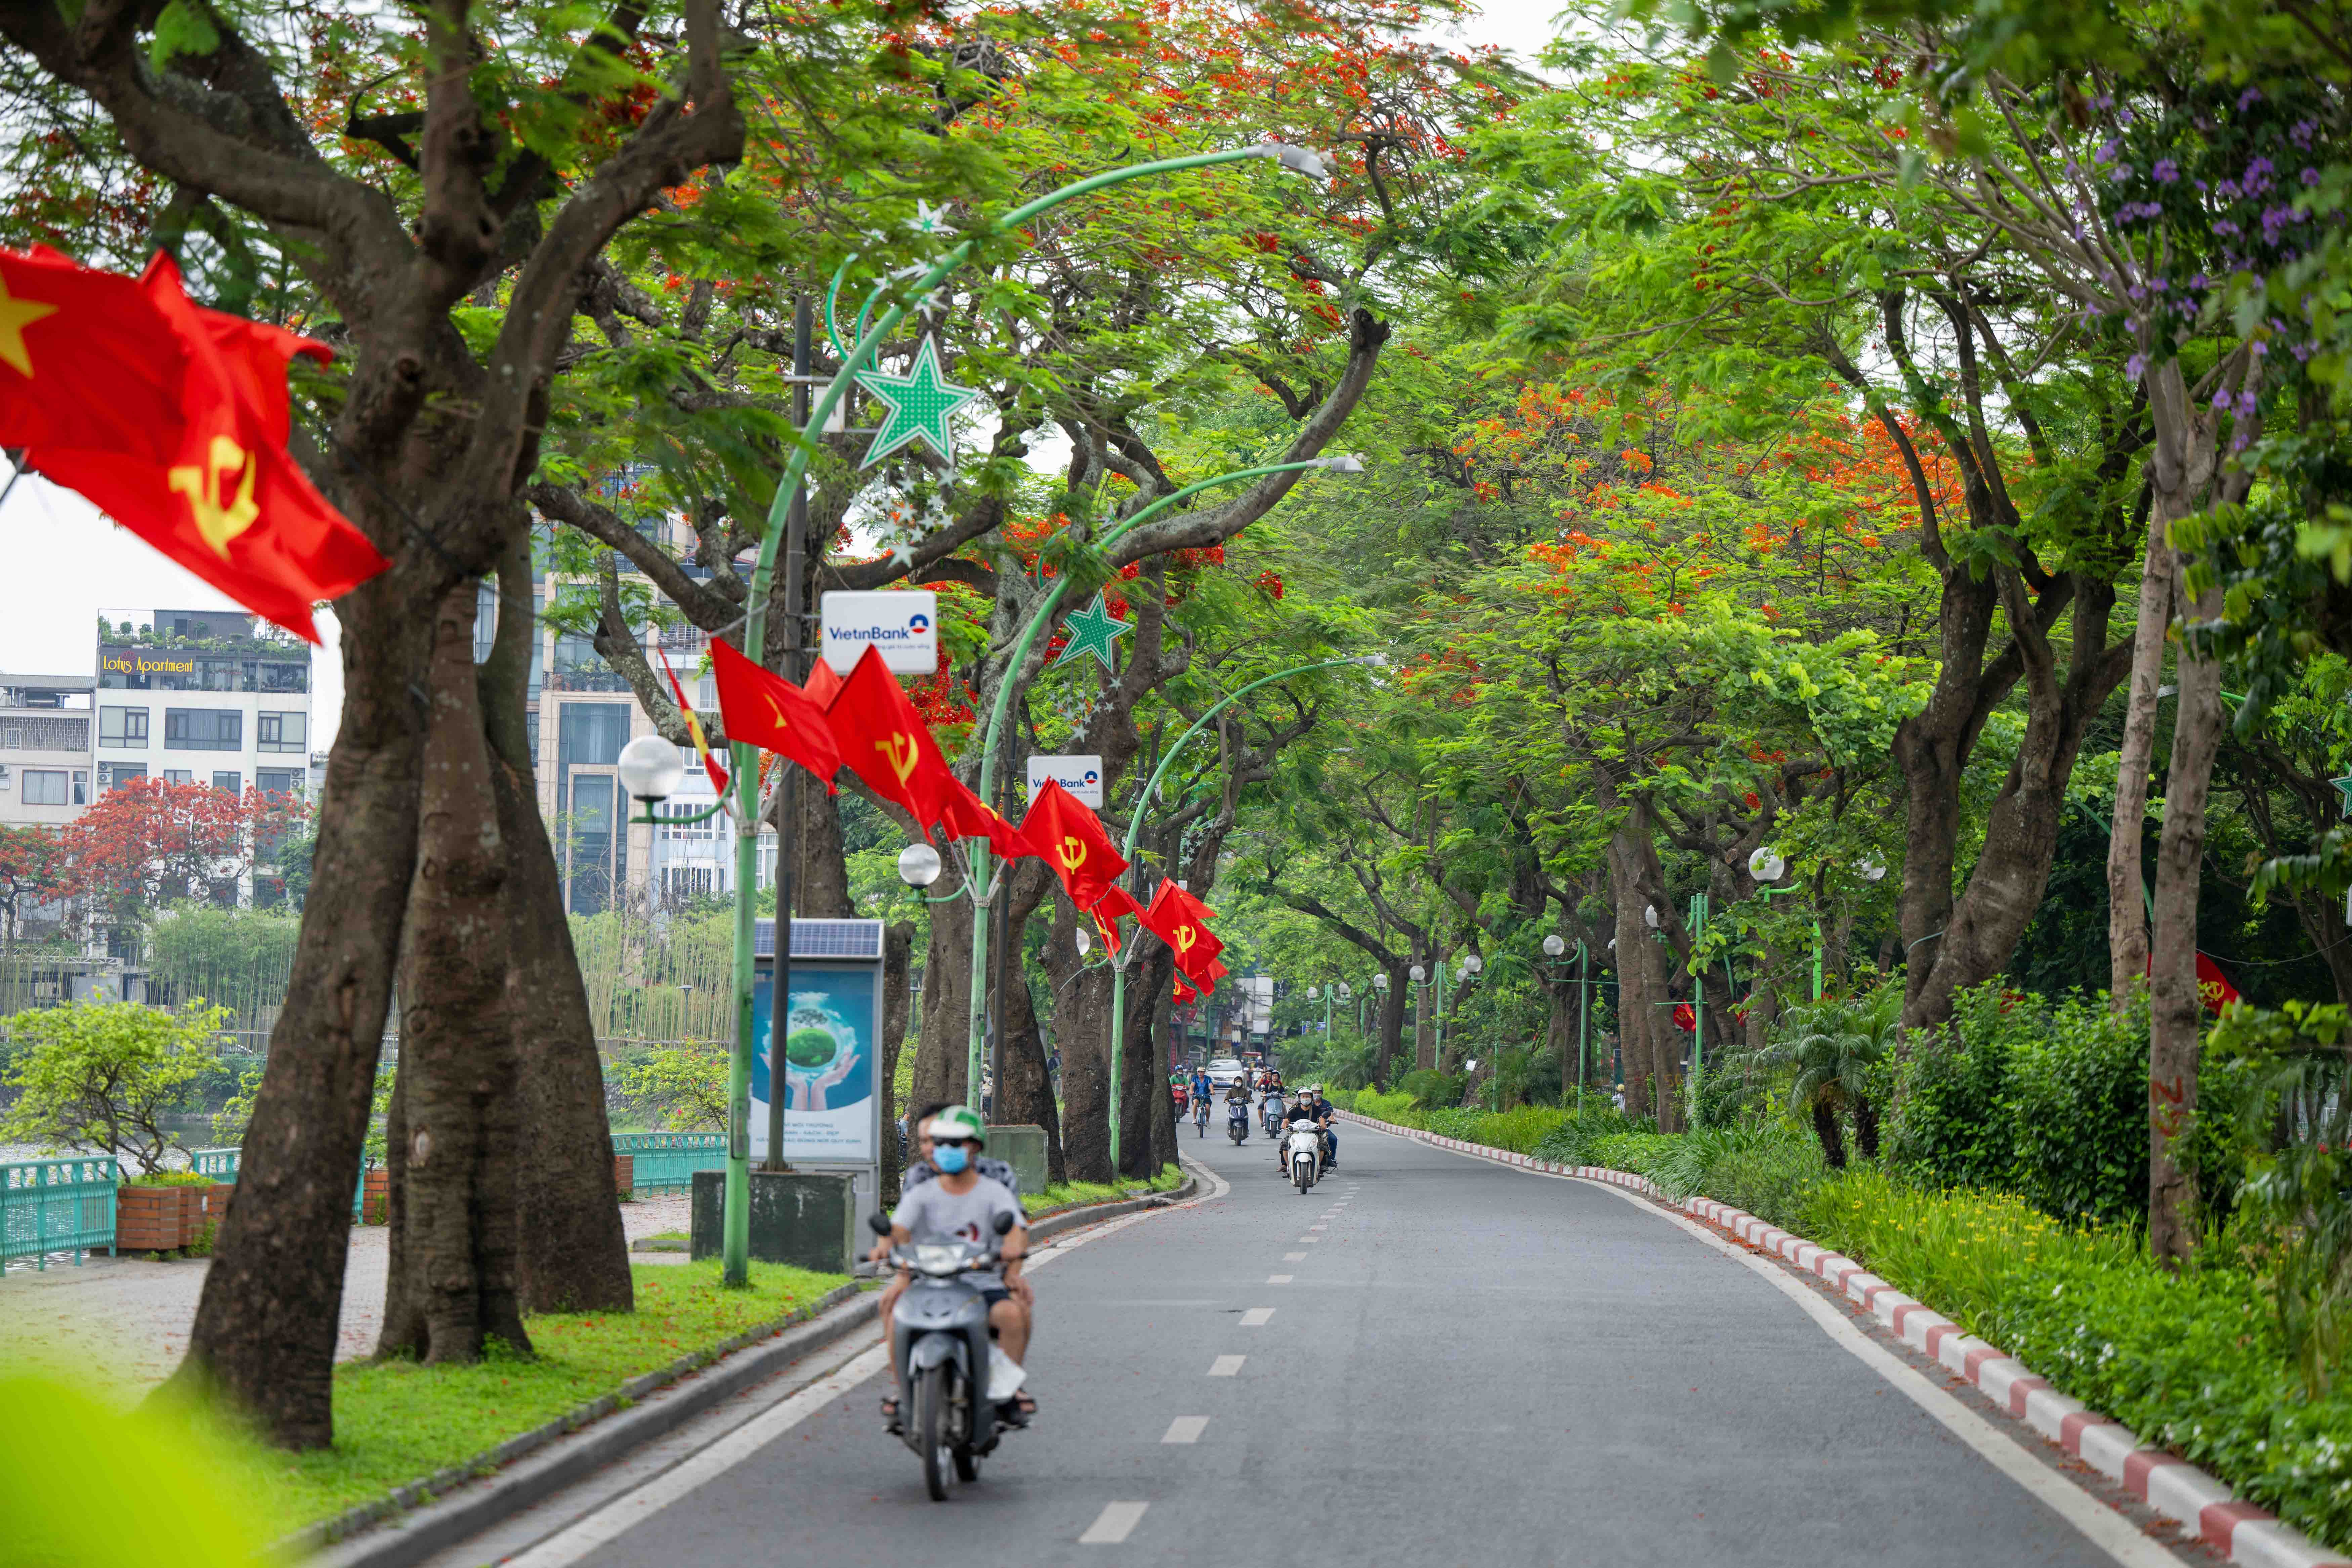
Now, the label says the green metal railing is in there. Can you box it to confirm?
[611,1132,727,1195]
[188,1147,380,1221]
[0,1156,118,1274]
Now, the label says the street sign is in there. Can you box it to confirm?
[1027,752,1104,807]
[820,589,937,675]
[750,916,888,1216]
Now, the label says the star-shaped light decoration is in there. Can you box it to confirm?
[854,336,984,469]
[1055,590,1133,672]
[2333,773,2352,819]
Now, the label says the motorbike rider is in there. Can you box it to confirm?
[878,1106,1036,1426]
[1261,1078,1288,1140]
[1302,1084,1337,1168]
[874,1104,1020,1327]
[1279,1090,1322,1172]
[1223,1077,1252,1142]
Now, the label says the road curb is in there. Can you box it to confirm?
[1334,1108,2352,1568]
[302,1177,1195,1567]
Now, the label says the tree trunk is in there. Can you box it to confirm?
[1642,921,1682,1135]
[912,894,973,1110]
[1852,1095,1880,1162]
[378,581,530,1364]
[1149,976,1178,1174]
[1812,1099,1848,1170]
[172,561,436,1448]
[995,922,1066,1188]
[791,783,853,918]
[2108,515,2174,1006]
[881,921,914,1206]
[1051,897,1115,1184]
[1612,833,1653,1121]
[1117,948,1166,1180]
[2149,568,2225,1266]
[1372,966,1408,1088]
[481,533,630,1316]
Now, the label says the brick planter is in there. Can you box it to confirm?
[613,1154,635,1201]
[361,1165,390,1225]
[114,1184,200,1253]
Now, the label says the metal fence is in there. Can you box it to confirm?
[611,1132,727,1194]
[0,1156,117,1273]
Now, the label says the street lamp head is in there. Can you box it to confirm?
[1256,141,1333,179]
[1307,985,1320,1001]
[1748,845,1787,883]
[1463,953,1483,975]
[896,842,943,888]
[1542,934,1567,958]
[1336,983,1351,1000]
[1075,925,1092,956]
[1858,855,1888,883]
[1316,452,1368,473]
[617,735,685,804]
[1643,904,1660,929]
[1373,972,1389,990]
[1409,964,1426,983]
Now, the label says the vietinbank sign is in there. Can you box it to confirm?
[819,590,937,676]
[1027,753,1104,808]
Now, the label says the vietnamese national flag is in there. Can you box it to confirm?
[1,249,387,641]
[1020,778,1127,909]
[825,645,961,837]
[657,643,729,793]
[709,636,841,789]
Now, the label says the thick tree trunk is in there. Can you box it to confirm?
[378,582,530,1364]
[1149,976,1178,1174]
[913,894,973,1110]
[1610,826,1656,1123]
[1853,1095,1881,1162]
[1053,908,1116,1184]
[880,920,914,1206]
[791,783,854,917]
[1812,1099,1848,1170]
[2108,518,2174,1006]
[1642,921,1682,1134]
[481,534,630,1316]
[1372,966,1409,1088]
[995,921,1066,1187]
[2149,570,2226,1266]
[172,562,436,1448]
[1117,948,1166,1180]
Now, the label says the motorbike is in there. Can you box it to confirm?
[1227,1100,1250,1145]
[868,1211,1022,1501]
[1261,1096,1287,1137]
[1286,1124,1322,1193]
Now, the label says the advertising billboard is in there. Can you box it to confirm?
[819,589,938,676]
[1025,752,1104,808]
[748,960,880,1165]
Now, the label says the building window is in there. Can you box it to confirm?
[2,729,18,750]
[105,763,146,790]
[71,770,86,805]
[212,771,242,794]
[257,767,302,798]
[557,703,630,770]
[164,708,242,751]
[162,769,193,785]
[257,711,306,753]
[99,706,148,748]
[568,772,615,915]
[21,769,67,805]
[526,709,541,761]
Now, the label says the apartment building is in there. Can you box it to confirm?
[93,608,314,807]
[0,673,95,831]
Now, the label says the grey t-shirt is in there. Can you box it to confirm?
[891,1173,1025,1289]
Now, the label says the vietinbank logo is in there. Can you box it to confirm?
[1028,753,1104,809]
[819,590,938,676]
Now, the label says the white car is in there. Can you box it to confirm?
[1204,1057,1249,1091]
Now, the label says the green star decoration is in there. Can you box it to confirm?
[1055,591,1133,671]
[854,336,984,469]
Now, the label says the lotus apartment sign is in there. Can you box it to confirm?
[819,590,938,676]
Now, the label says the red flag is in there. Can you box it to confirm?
[938,778,1036,861]
[804,658,846,711]
[1019,779,1127,909]
[2196,952,2239,1015]
[1139,877,1223,986]
[8,251,386,641]
[657,643,728,793]
[825,645,960,837]
[1672,1002,1696,1032]
[709,637,841,789]
[1086,883,1142,961]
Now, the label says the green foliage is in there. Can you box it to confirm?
[612,1042,728,1134]
[0,1001,229,1174]
[1395,1068,1465,1109]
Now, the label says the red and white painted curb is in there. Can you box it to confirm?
[1335,1108,2351,1568]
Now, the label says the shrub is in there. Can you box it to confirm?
[1532,1106,1645,1165]
[1698,1133,1831,1231]
[1395,1068,1464,1109]
[0,1001,230,1174]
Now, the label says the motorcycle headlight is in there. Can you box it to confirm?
[913,1244,963,1275]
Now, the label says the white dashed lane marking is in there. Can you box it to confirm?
[1240,1307,1275,1326]
[1268,1274,1293,1284]
[1283,1251,1307,1260]
[1080,1502,1150,1544]
[1208,1355,1245,1376]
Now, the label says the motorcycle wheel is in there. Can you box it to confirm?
[915,1363,951,1501]
[954,1444,980,1482]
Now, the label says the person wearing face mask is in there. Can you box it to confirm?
[878,1106,1036,1427]
[873,1104,1024,1337]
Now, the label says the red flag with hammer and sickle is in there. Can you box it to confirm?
[708,636,839,789]
[0,248,386,641]
[1018,778,1127,909]
[825,644,961,838]
[1138,877,1223,987]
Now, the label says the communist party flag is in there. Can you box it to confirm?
[0,249,386,641]
[709,636,841,789]
[939,778,1036,861]
[2142,951,2242,1016]
[1019,779,1126,909]
[803,657,847,711]
[826,644,962,837]
[1139,877,1224,986]
[1088,882,1143,960]
[657,643,729,793]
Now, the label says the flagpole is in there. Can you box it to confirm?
[1103,654,1367,1170]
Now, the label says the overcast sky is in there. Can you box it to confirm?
[0,0,1565,753]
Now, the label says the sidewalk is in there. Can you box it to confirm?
[0,1195,692,1393]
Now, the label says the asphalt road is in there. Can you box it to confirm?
[489,1119,2180,1568]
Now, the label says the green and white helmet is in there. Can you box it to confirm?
[931,1105,987,1146]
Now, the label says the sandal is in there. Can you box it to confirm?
[995,1390,1037,1428]
[880,1394,902,1434]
